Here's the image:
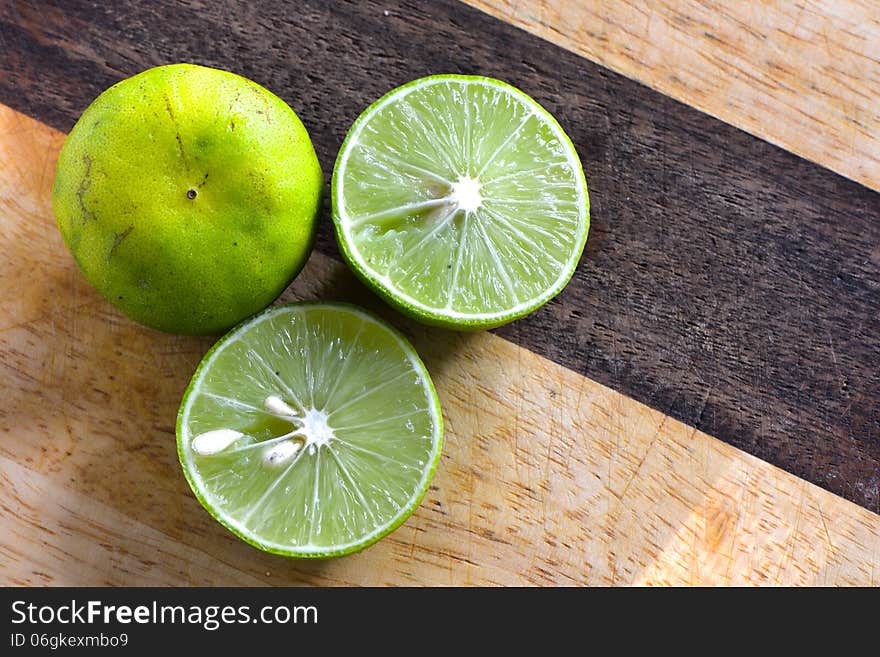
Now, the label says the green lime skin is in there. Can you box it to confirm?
[52,63,323,335]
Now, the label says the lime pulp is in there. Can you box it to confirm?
[332,74,590,330]
[176,302,443,558]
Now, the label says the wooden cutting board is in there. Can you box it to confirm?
[1,0,878,585]
[2,104,878,586]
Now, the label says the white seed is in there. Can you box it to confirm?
[264,395,298,417]
[263,440,301,467]
[192,429,243,456]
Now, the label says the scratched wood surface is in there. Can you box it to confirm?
[2,0,878,514]
[466,0,880,193]
[1,106,879,586]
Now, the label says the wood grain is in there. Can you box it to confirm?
[0,0,878,511]
[465,0,880,192]
[1,105,879,586]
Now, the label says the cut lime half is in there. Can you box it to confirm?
[332,74,590,330]
[176,302,443,558]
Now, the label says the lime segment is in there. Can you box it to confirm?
[332,74,589,329]
[176,303,443,557]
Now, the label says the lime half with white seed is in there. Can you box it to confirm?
[331,74,590,330]
[176,302,443,558]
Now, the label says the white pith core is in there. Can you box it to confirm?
[450,175,482,213]
[299,407,335,452]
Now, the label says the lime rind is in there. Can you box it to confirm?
[176,302,443,558]
[331,74,590,330]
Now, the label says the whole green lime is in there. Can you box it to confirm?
[53,63,323,335]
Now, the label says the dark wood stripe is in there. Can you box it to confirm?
[1,0,878,511]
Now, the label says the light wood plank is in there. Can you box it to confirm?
[465,0,880,192]
[1,105,878,585]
